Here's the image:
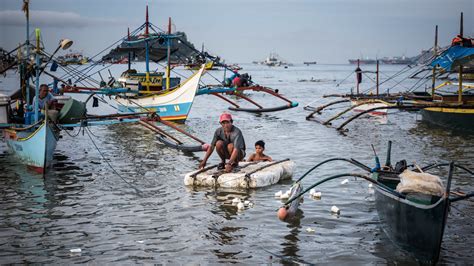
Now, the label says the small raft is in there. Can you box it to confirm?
[184,159,295,188]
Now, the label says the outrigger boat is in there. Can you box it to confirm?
[279,141,474,263]
[305,13,474,134]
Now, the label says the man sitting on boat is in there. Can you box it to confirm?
[199,113,246,173]
[32,84,56,110]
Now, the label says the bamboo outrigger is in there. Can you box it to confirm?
[305,13,474,134]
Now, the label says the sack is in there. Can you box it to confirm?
[396,169,444,197]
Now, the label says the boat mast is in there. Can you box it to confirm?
[458,12,463,103]
[24,0,31,107]
[34,28,41,122]
[431,25,438,100]
[356,59,360,95]
[166,17,171,91]
[145,5,150,91]
[127,27,131,71]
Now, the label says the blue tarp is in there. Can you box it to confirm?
[430,45,474,71]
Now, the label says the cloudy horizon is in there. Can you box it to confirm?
[0,0,472,64]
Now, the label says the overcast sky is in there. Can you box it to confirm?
[0,0,472,63]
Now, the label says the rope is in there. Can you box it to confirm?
[84,127,143,195]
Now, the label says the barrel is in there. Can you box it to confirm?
[58,98,86,124]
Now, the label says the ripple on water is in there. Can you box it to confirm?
[1,64,473,263]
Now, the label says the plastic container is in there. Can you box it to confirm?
[0,94,10,123]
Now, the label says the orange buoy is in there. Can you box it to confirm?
[277,207,288,221]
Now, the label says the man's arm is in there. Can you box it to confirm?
[199,145,214,169]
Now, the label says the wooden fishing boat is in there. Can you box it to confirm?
[115,66,205,122]
[372,170,449,263]
[279,141,473,263]
[110,12,206,123]
[3,117,59,174]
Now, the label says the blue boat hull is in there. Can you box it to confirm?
[3,121,58,173]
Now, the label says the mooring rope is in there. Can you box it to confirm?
[84,127,143,195]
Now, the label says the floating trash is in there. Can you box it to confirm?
[232,198,241,204]
[274,191,283,198]
[340,179,349,185]
[70,248,82,253]
[244,200,250,206]
[280,191,290,200]
[306,227,316,233]
[368,183,373,188]
[312,192,322,199]
[248,202,254,207]
[237,202,245,211]
[309,189,322,199]
[331,205,340,214]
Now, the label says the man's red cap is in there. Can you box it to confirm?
[219,113,232,122]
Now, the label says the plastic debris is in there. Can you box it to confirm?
[368,183,373,188]
[70,248,82,253]
[340,179,349,185]
[232,198,241,204]
[237,202,245,210]
[309,189,322,199]
[248,202,254,207]
[280,192,290,200]
[244,200,250,206]
[331,205,340,214]
[274,191,283,198]
[306,227,315,233]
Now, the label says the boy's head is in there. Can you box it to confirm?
[255,140,265,154]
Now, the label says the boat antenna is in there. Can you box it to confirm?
[460,12,463,37]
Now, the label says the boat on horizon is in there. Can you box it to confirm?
[254,53,292,67]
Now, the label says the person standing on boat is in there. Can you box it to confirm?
[32,84,55,110]
[199,113,246,173]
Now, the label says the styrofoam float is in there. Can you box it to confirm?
[184,160,295,188]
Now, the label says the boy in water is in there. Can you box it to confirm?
[247,140,272,162]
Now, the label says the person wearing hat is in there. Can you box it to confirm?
[199,112,246,172]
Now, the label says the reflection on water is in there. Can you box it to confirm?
[0,64,473,263]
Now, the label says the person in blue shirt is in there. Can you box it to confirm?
[32,84,55,110]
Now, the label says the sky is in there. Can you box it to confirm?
[0,0,472,64]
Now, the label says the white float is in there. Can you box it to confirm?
[184,160,295,188]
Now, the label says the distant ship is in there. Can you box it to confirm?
[58,52,88,65]
[349,56,415,65]
[348,58,376,65]
[254,53,292,67]
[303,61,317,65]
[380,56,414,65]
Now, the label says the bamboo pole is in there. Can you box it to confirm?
[376,60,379,96]
[356,59,360,95]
